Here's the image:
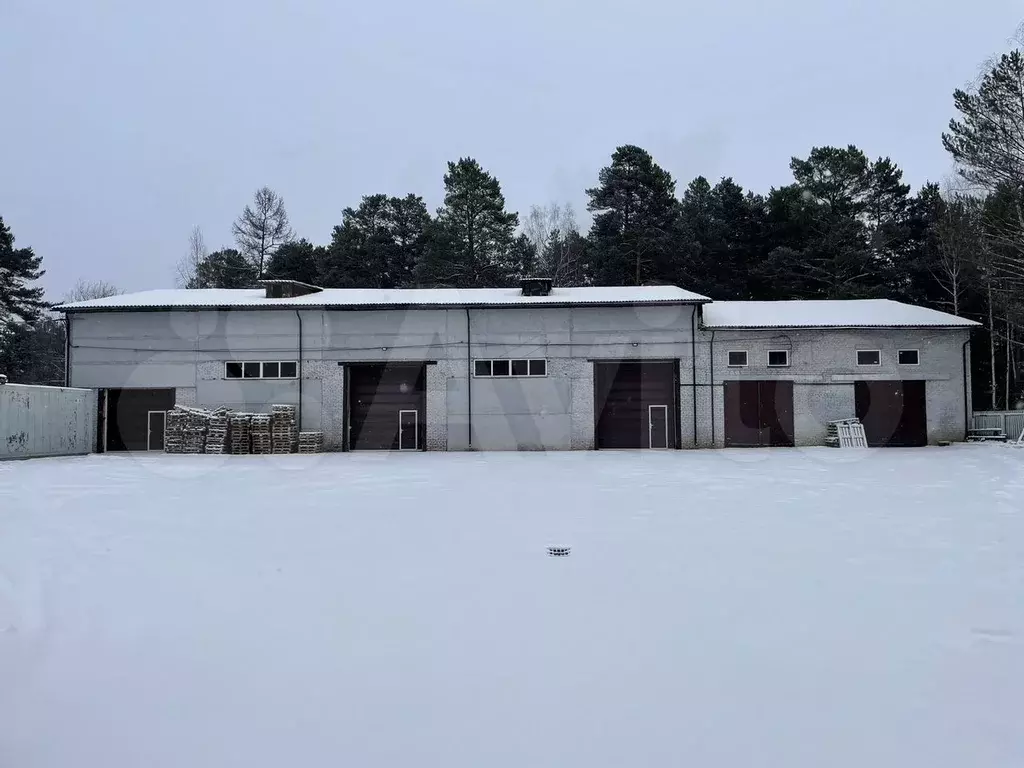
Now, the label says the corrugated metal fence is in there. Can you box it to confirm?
[973,411,1024,440]
[1,383,97,459]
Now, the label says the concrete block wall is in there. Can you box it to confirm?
[66,304,971,451]
[701,327,972,446]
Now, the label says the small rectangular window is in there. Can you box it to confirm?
[492,360,511,377]
[898,350,919,365]
[280,362,297,378]
[767,350,789,368]
[225,362,243,379]
[857,350,881,366]
[727,351,748,367]
[243,362,261,378]
[474,360,492,377]
[511,359,529,376]
[529,359,546,376]
[262,362,280,378]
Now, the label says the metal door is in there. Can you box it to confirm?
[147,410,167,451]
[399,410,419,451]
[648,405,669,449]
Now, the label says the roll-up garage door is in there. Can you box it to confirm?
[347,363,426,451]
[594,361,677,449]
[855,380,927,447]
[723,380,794,447]
[106,388,175,451]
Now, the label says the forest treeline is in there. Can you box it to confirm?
[2,40,1022,409]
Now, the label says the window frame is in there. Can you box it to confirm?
[223,361,299,380]
[897,349,920,366]
[856,349,881,367]
[726,350,748,368]
[766,349,790,368]
[472,358,549,378]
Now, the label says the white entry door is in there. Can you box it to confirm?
[398,410,419,451]
[648,405,669,449]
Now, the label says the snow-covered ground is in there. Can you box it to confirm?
[1,446,1023,767]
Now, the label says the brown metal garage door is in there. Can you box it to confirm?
[595,361,678,449]
[347,363,426,451]
[106,388,175,451]
[855,380,926,447]
[723,380,794,447]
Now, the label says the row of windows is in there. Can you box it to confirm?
[726,349,920,368]
[224,351,919,379]
[474,359,547,377]
[224,361,298,379]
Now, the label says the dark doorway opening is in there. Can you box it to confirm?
[105,388,175,452]
[594,361,678,449]
[855,380,927,447]
[723,380,795,447]
[347,363,426,451]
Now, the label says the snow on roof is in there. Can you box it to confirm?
[702,299,979,329]
[55,285,711,311]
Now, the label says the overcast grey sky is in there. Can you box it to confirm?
[2,0,1022,298]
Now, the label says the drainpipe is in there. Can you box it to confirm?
[295,310,303,430]
[690,309,697,446]
[64,314,71,387]
[708,329,716,444]
[709,330,716,446]
[465,307,473,449]
[962,337,971,439]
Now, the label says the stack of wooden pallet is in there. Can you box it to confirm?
[271,405,297,454]
[182,409,207,454]
[205,410,231,454]
[250,414,272,454]
[164,410,187,454]
[825,418,868,448]
[298,431,324,454]
[229,414,252,454]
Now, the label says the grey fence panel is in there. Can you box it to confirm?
[972,411,1024,440]
[1,384,97,459]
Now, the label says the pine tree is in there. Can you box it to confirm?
[232,187,295,278]
[418,158,518,287]
[943,50,1024,193]
[194,249,257,289]
[265,239,322,285]
[0,216,46,324]
[321,194,431,288]
[505,234,538,284]
[585,145,678,285]
[764,146,902,299]
[675,177,767,299]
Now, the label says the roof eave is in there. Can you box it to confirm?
[702,323,980,330]
[61,298,710,313]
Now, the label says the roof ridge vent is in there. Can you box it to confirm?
[520,277,553,297]
[258,279,323,299]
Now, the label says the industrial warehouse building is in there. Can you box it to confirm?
[57,278,978,452]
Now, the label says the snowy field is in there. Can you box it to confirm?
[2,446,1023,767]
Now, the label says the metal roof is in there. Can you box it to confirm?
[702,299,980,329]
[56,285,712,312]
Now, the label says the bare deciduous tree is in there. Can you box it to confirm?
[931,194,981,316]
[176,225,208,288]
[522,202,577,266]
[63,279,123,303]
[232,187,294,278]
